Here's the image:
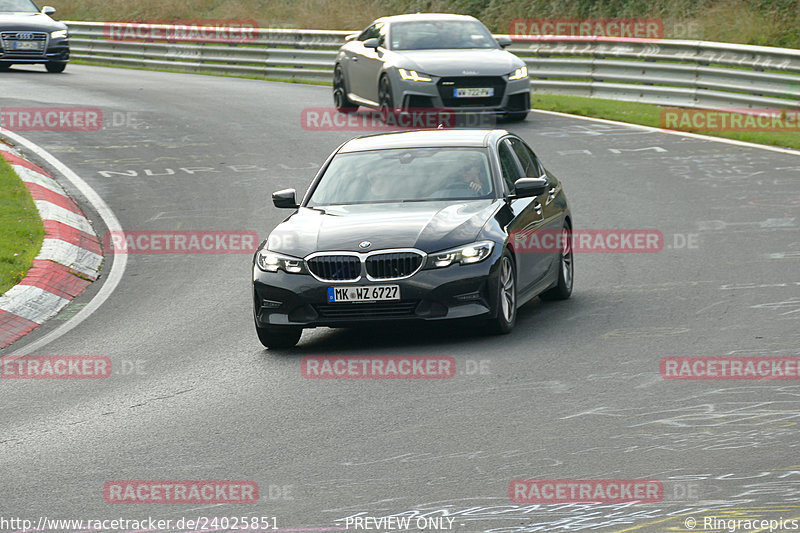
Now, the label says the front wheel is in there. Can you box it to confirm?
[46,62,66,73]
[255,322,302,349]
[378,75,396,122]
[487,251,517,334]
[540,223,573,301]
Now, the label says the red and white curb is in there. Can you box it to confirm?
[0,143,103,348]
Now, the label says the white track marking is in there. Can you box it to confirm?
[0,129,127,356]
[530,109,800,157]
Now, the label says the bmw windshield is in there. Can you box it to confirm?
[390,20,499,50]
[307,148,495,206]
[0,0,40,13]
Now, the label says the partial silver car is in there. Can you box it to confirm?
[333,14,530,121]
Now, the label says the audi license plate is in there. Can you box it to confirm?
[13,41,39,50]
[328,285,400,303]
[454,87,493,98]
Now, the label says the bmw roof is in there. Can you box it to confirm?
[339,129,511,153]
[372,13,480,24]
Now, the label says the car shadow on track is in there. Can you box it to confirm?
[262,297,558,356]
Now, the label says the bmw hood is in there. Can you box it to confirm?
[393,49,524,77]
[0,13,66,31]
[267,200,502,257]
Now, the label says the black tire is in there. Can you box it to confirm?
[487,251,517,335]
[255,322,302,349]
[378,75,396,122]
[540,222,574,301]
[333,65,357,112]
[46,62,66,73]
[505,111,528,122]
[0,63,12,72]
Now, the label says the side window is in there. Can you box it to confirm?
[358,24,378,41]
[497,140,523,194]
[508,138,542,178]
[377,23,387,47]
[358,23,383,42]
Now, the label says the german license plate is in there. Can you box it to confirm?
[454,87,493,98]
[13,41,39,50]
[328,285,400,303]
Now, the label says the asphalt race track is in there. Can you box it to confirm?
[1,64,799,533]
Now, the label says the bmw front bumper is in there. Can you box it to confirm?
[253,253,504,328]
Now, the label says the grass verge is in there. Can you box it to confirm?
[0,151,45,295]
[531,94,800,150]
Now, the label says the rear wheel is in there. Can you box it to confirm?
[46,62,66,73]
[0,63,12,72]
[333,65,357,112]
[540,222,573,301]
[255,322,302,349]
[487,251,517,334]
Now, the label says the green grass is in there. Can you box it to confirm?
[530,94,800,150]
[51,0,800,49]
[0,152,45,295]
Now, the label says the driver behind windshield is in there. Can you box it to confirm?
[453,158,489,196]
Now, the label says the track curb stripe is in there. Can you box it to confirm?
[0,147,103,348]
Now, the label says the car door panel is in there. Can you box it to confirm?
[509,138,565,280]
[496,138,549,293]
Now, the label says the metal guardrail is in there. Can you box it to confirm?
[65,21,800,109]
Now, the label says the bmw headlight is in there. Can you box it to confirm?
[398,68,433,82]
[51,29,68,39]
[256,250,305,274]
[428,241,495,268]
[508,65,528,80]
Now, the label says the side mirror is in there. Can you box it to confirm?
[42,5,56,15]
[272,188,298,209]
[363,38,380,49]
[496,36,513,48]
[513,177,548,198]
[344,33,358,42]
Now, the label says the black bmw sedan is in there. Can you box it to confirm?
[253,129,573,348]
[0,0,69,73]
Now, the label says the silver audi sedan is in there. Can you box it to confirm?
[333,14,530,121]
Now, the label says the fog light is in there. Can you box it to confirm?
[454,291,482,302]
